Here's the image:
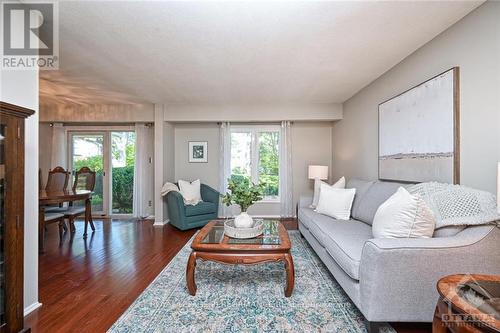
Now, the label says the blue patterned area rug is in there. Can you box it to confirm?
[109,231,395,333]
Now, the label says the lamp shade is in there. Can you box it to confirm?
[308,165,328,180]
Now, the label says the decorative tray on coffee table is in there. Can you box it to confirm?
[224,219,263,239]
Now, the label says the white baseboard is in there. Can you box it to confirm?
[24,301,42,316]
[153,219,169,227]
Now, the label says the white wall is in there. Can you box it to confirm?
[0,69,40,314]
[332,1,500,193]
[171,121,334,216]
[164,103,342,122]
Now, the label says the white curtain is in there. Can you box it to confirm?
[219,122,231,217]
[280,121,294,217]
[133,124,154,218]
[51,123,67,169]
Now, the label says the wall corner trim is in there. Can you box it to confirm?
[24,301,42,317]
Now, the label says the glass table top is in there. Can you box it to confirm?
[201,219,281,245]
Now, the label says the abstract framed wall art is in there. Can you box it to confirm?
[189,141,208,163]
[378,67,460,183]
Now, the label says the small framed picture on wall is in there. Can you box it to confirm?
[188,141,208,163]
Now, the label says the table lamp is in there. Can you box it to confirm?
[308,165,329,182]
[308,165,328,204]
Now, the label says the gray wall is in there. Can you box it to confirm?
[174,123,220,189]
[173,122,334,216]
[292,122,335,206]
[332,1,500,194]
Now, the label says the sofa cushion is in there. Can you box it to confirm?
[346,179,374,220]
[306,213,338,246]
[298,207,316,230]
[185,201,217,217]
[316,185,356,220]
[307,214,373,280]
[354,181,405,225]
[312,177,346,208]
[372,187,436,239]
[179,179,202,205]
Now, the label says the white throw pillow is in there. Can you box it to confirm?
[315,184,356,220]
[311,176,346,208]
[372,187,436,239]
[178,179,202,205]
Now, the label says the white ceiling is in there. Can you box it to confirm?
[41,1,483,105]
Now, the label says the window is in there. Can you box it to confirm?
[230,126,280,201]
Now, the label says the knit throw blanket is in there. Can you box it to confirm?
[408,182,500,229]
[160,182,179,197]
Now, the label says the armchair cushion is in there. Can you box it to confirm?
[185,201,217,217]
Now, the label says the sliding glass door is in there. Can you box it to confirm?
[111,131,135,214]
[69,130,135,217]
[70,133,106,214]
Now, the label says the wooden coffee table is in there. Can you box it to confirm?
[434,274,500,333]
[186,219,294,297]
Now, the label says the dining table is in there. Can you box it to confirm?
[39,189,94,252]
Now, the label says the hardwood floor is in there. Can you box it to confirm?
[25,218,430,333]
[25,219,196,332]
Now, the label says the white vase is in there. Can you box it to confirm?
[234,212,254,228]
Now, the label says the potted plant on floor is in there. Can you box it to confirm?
[222,177,265,228]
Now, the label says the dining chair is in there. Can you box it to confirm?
[65,167,96,234]
[42,211,66,244]
[45,166,70,192]
[44,167,71,217]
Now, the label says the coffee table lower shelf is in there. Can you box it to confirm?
[186,250,295,297]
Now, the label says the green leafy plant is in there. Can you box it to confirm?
[111,166,134,213]
[222,177,265,212]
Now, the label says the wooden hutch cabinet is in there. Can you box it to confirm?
[0,102,34,333]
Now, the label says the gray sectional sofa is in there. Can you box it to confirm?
[298,178,500,330]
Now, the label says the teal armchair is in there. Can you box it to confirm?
[166,183,220,230]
